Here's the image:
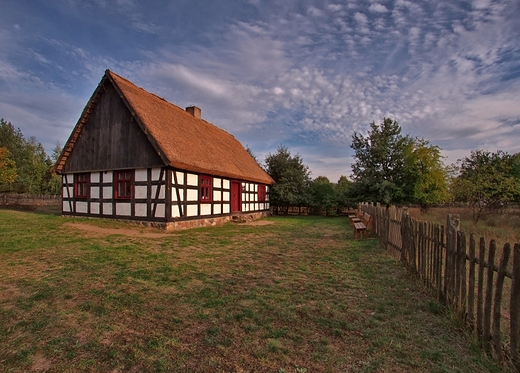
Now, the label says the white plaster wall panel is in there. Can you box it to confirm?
[90,203,100,214]
[200,204,211,215]
[255,203,258,211]
[187,173,198,186]
[103,187,112,199]
[116,203,131,216]
[103,203,112,215]
[152,168,161,181]
[242,203,248,212]
[135,203,147,217]
[171,188,184,202]
[63,186,73,198]
[254,184,258,192]
[135,185,147,199]
[90,187,100,199]
[214,178,221,188]
[62,201,70,212]
[223,180,230,189]
[175,171,184,185]
[104,172,113,183]
[135,169,147,182]
[242,182,247,191]
[154,204,165,218]
[187,189,198,201]
[76,201,88,214]
[223,191,230,201]
[223,204,230,214]
[172,205,181,218]
[214,204,221,215]
[213,190,221,201]
[186,204,198,217]
[90,173,100,183]
[151,185,165,199]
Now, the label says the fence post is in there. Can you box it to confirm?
[445,214,460,306]
[492,243,511,361]
[511,243,520,371]
[467,234,476,330]
[483,240,496,355]
[400,209,408,265]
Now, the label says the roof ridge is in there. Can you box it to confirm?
[107,70,191,116]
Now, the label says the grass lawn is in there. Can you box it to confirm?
[0,208,509,372]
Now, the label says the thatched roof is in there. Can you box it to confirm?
[56,70,273,185]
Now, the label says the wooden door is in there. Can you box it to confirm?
[231,181,241,212]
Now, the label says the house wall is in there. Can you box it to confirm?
[62,82,164,173]
[170,170,269,219]
[61,167,270,228]
[62,167,167,221]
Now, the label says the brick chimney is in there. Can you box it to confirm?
[185,106,201,119]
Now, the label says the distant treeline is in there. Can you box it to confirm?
[0,118,61,195]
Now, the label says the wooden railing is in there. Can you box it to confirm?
[361,203,520,372]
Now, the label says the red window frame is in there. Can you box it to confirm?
[199,175,213,202]
[115,170,133,199]
[74,173,90,198]
[258,184,266,202]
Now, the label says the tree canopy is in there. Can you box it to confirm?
[0,118,55,194]
[0,147,17,185]
[264,145,312,208]
[451,150,520,222]
[350,118,448,208]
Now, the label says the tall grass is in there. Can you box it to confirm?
[408,206,520,247]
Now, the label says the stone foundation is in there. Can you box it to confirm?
[164,211,270,230]
[64,211,271,231]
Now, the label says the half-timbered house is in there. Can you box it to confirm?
[55,70,274,229]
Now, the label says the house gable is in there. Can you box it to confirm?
[62,80,164,173]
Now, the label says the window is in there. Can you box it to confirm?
[199,175,213,202]
[74,173,90,198]
[258,184,266,202]
[115,170,133,199]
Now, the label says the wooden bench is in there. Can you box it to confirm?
[352,212,372,239]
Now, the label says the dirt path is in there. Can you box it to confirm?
[63,220,275,238]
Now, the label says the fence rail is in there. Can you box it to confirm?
[361,203,520,372]
[0,193,61,206]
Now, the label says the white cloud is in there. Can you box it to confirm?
[369,3,389,13]
[353,12,368,24]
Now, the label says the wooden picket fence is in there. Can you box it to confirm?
[360,203,520,372]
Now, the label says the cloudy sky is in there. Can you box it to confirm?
[0,0,519,181]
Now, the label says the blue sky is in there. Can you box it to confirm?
[1,0,519,181]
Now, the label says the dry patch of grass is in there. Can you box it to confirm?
[0,210,508,372]
[408,206,520,247]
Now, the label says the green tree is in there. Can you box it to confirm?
[0,118,53,194]
[264,145,312,210]
[309,176,336,215]
[403,139,449,211]
[350,118,448,209]
[335,175,353,211]
[350,118,412,206]
[451,150,518,222]
[46,141,63,195]
[0,147,17,185]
